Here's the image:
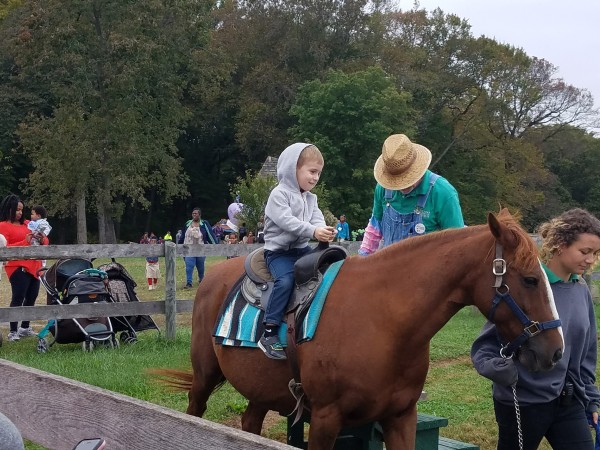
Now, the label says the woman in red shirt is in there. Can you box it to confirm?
[0,194,49,342]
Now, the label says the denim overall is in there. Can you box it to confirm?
[382,174,439,247]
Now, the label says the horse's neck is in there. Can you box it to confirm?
[366,229,489,342]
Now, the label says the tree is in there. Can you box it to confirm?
[290,66,415,227]
[3,0,214,242]
[230,170,277,235]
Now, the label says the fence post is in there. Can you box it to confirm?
[164,240,177,340]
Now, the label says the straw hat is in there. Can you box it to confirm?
[373,134,432,190]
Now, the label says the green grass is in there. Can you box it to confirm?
[2,261,599,450]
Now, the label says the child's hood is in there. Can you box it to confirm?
[277,143,311,191]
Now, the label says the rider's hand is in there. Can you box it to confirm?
[314,226,336,243]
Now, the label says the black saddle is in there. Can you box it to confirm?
[241,242,347,314]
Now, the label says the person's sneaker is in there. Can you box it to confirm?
[148,285,154,291]
[7,331,20,342]
[17,327,36,337]
[183,283,193,289]
[258,334,287,360]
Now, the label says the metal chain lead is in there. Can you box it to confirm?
[512,384,524,450]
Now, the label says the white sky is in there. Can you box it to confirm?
[403,0,600,110]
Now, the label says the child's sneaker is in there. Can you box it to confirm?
[7,331,20,342]
[17,327,36,337]
[258,334,287,360]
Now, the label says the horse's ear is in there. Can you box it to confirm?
[488,211,518,249]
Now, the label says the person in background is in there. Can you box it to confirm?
[245,231,255,244]
[175,229,183,243]
[177,207,218,288]
[145,236,161,290]
[0,233,6,281]
[256,215,265,244]
[0,194,49,342]
[211,221,225,243]
[163,230,172,241]
[471,208,600,450]
[139,232,149,244]
[358,134,464,255]
[335,214,350,242]
[258,143,336,359]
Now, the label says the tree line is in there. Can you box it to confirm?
[0,0,598,243]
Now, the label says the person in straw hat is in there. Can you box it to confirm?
[358,134,464,255]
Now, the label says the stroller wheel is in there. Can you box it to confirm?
[120,331,138,344]
[82,340,94,352]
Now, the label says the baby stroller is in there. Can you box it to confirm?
[96,259,160,343]
[38,258,120,352]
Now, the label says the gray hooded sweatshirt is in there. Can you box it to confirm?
[263,143,326,252]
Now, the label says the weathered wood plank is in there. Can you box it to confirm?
[164,241,177,339]
[0,300,193,323]
[0,241,362,260]
[0,360,294,450]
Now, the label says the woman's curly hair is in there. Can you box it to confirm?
[537,208,600,264]
[0,194,24,224]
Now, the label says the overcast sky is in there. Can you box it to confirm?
[402,0,600,110]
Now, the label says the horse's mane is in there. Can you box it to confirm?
[494,211,539,272]
[371,211,538,272]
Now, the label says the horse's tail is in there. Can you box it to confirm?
[147,368,193,392]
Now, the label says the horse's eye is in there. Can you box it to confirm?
[523,277,538,287]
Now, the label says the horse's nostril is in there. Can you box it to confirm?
[553,348,563,363]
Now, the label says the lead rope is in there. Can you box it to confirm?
[511,384,524,450]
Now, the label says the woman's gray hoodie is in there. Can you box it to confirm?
[263,143,326,252]
[471,270,600,414]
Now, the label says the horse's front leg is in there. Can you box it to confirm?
[380,406,418,450]
[307,406,342,450]
[241,402,269,434]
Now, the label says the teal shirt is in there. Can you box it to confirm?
[371,170,464,232]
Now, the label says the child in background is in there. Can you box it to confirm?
[28,205,52,245]
[145,237,161,290]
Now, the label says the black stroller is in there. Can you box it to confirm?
[96,259,160,344]
[38,258,138,352]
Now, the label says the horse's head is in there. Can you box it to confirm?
[480,209,564,372]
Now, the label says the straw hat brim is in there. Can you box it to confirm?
[373,143,432,190]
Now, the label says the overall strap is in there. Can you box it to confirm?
[384,189,395,201]
[416,173,439,210]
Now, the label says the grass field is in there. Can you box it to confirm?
[1,256,598,449]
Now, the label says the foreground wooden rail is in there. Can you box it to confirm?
[0,359,295,450]
[0,241,361,339]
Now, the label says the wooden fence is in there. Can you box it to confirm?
[0,241,361,339]
[0,241,361,449]
[0,359,296,450]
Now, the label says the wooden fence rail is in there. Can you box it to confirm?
[0,359,295,450]
[0,241,361,339]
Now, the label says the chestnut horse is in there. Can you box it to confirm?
[159,210,564,449]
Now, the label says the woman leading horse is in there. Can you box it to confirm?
[158,209,564,450]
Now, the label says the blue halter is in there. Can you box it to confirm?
[487,242,562,358]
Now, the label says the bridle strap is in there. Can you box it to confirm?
[488,242,562,358]
[493,242,506,289]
